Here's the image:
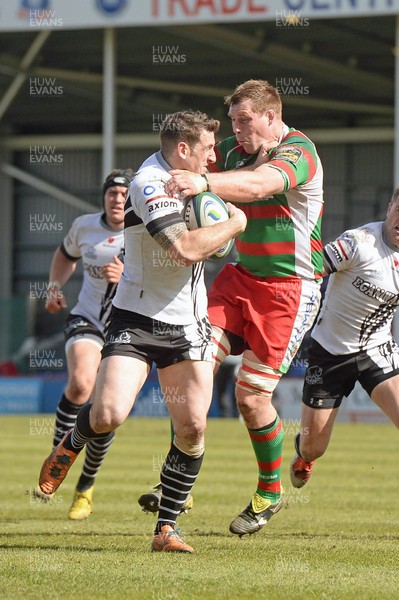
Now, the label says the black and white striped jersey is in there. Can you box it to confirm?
[113,151,207,326]
[61,212,124,332]
[313,221,399,354]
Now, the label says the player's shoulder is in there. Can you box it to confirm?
[268,126,318,169]
[334,222,382,262]
[132,153,168,191]
[276,127,316,156]
[69,212,102,230]
[343,222,381,246]
[282,127,315,147]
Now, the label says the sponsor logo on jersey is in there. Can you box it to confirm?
[84,263,104,279]
[352,276,399,304]
[272,145,302,165]
[329,242,343,263]
[147,199,179,213]
[143,185,156,196]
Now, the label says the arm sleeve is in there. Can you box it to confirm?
[60,217,82,260]
[323,230,360,275]
[131,172,186,240]
[267,135,319,191]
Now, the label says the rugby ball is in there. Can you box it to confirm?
[184,191,234,260]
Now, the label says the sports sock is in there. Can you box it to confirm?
[63,403,112,452]
[76,432,115,492]
[53,394,87,447]
[155,443,203,533]
[248,415,284,503]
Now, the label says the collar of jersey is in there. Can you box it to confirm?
[156,150,172,172]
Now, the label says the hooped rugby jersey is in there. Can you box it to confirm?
[209,124,323,281]
[113,151,207,326]
[61,212,124,332]
[312,221,399,354]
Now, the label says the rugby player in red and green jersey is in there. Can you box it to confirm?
[166,79,324,536]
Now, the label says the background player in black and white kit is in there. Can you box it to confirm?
[290,188,399,489]
[37,110,247,553]
[40,169,134,519]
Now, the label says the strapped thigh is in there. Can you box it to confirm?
[236,351,282,397]
[212,326,232,367]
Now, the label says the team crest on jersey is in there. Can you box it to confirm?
[103,237,118,247]
[234,160,247,169]
[273,145,302,165]
[84,246,97,259]
[85,245,97,259]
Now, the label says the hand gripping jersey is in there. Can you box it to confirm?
[113,151,207,326]
[61,212,124,332]
[313,222,399,354]
[209,124,324,281]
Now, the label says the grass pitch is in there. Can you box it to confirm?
[0,415,398,600]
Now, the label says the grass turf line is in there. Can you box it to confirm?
[0,415,398,600]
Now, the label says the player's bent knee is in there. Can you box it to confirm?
[90,407,125,433]
[173,433,204,457]
[66,377,94,403]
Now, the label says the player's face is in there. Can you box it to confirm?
[103,185,127,229]
[186,130,216,174]
[228,100,274,154]
[385,199,399,248]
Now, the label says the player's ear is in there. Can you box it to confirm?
[266,109,275,125]
[177,141,190,160]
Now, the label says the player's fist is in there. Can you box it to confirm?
[166,170,208,199]
[254,143,271,167]
[101,255,123,284]
[225,202,247,234]
[45,284,67,314]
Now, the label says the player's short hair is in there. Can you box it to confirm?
[390,187,399,205]
[225,79,282,117]
[160,110,220,155]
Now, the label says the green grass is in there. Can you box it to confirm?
[0,416,398,600]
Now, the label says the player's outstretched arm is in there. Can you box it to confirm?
[166,164,285,203]
[45,247,76,314]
